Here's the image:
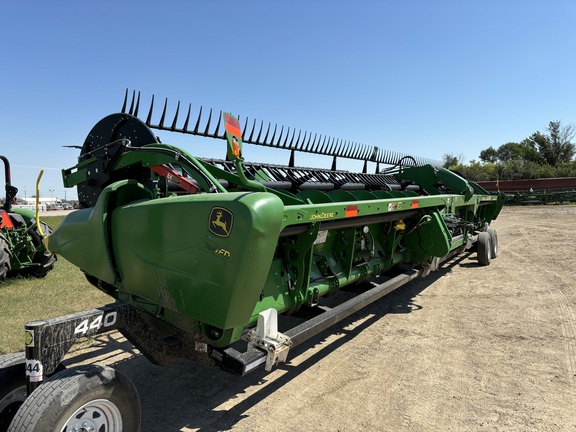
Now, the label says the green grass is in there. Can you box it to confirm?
[0,216,112,354]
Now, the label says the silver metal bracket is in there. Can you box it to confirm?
[245,309,292,371]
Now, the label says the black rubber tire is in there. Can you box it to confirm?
[477,231,492,266]
[0,235,11,281]
[487,227,498,259]
[24,222,56,278]
[8,365,140,432]
[0,353,26,432]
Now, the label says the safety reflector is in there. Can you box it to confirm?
[224,113,242,139]
[0,211,14,230]
[345,205,358,218]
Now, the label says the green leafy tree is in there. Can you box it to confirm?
[443,153,465,169]
[526,121,575,167]
[479,147,498,163]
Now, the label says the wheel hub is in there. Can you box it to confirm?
[66,399,122,432]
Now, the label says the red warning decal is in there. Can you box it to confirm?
[411,200,419,209]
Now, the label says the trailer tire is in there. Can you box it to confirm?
[477,231,492,266]
[487,227,498,259]
[0,235,11,281]
[0,353,26,432]
[8,365,140,432]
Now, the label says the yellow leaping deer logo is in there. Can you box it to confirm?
[209,207,233,237]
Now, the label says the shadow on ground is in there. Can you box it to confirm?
[62,254,471,432]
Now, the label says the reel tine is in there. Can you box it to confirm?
[182,103,191,132]
[350,143,366,160]
[319,135,329,154]
[362,145,371,160]
[146,95,155,126]
[336,139,344,156]
[305,133,315,152]
[372,148,379,164]
[247,118,257,142]
[337,139,345,156]
[274,125,284,147]
[213,110,222,137]
[171,101,180,130]
[344,141,352,158]
[383,149,389,165]
[128,90,136,115]
[356,143,365,159]
[323,138,331,155]
[306,133,317,152]
[315,135,326,153]
[293,130,303,149]
[292,129,301,149]
[242,117,249,140]
[281,127,291,148]
[370,145,378,162]
[339,141,348,158]
[347,142,357,158]
[326,139,336,156]
[121,88,128,113]
[262,123,273,145]
[384,149,391,165]
[203,108,213,135]
[193,106,203,134]
[134,91,141,117]
[255,120,264,143]
[158,98,168,129]
[297,131,311,151]
[346,141,355,158]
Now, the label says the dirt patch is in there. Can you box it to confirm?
[62,206,576,431]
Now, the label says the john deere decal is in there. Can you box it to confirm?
[209,207,234,237]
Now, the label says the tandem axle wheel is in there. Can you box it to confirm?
[4,364,140,432]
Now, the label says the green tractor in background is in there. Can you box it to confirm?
[0,156,56,280]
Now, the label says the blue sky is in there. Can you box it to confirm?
[1,1,574,201]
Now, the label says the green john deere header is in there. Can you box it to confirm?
[47,91,504,349]
[2,90,506,431]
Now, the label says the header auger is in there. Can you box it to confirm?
[1,91,504,431]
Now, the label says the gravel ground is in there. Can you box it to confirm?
[52,205,576,431]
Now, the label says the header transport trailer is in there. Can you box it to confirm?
[0,91,504,432]
[478,178,576,205]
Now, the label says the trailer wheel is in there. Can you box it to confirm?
[8,365,140,432]
[0,353,26,432]
[477,231,492,266]
[487,227,498,259]
[0,235,11,280]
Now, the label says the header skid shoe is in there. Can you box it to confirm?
[246,308,292,371]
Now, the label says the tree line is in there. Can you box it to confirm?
[443,121,576,181]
